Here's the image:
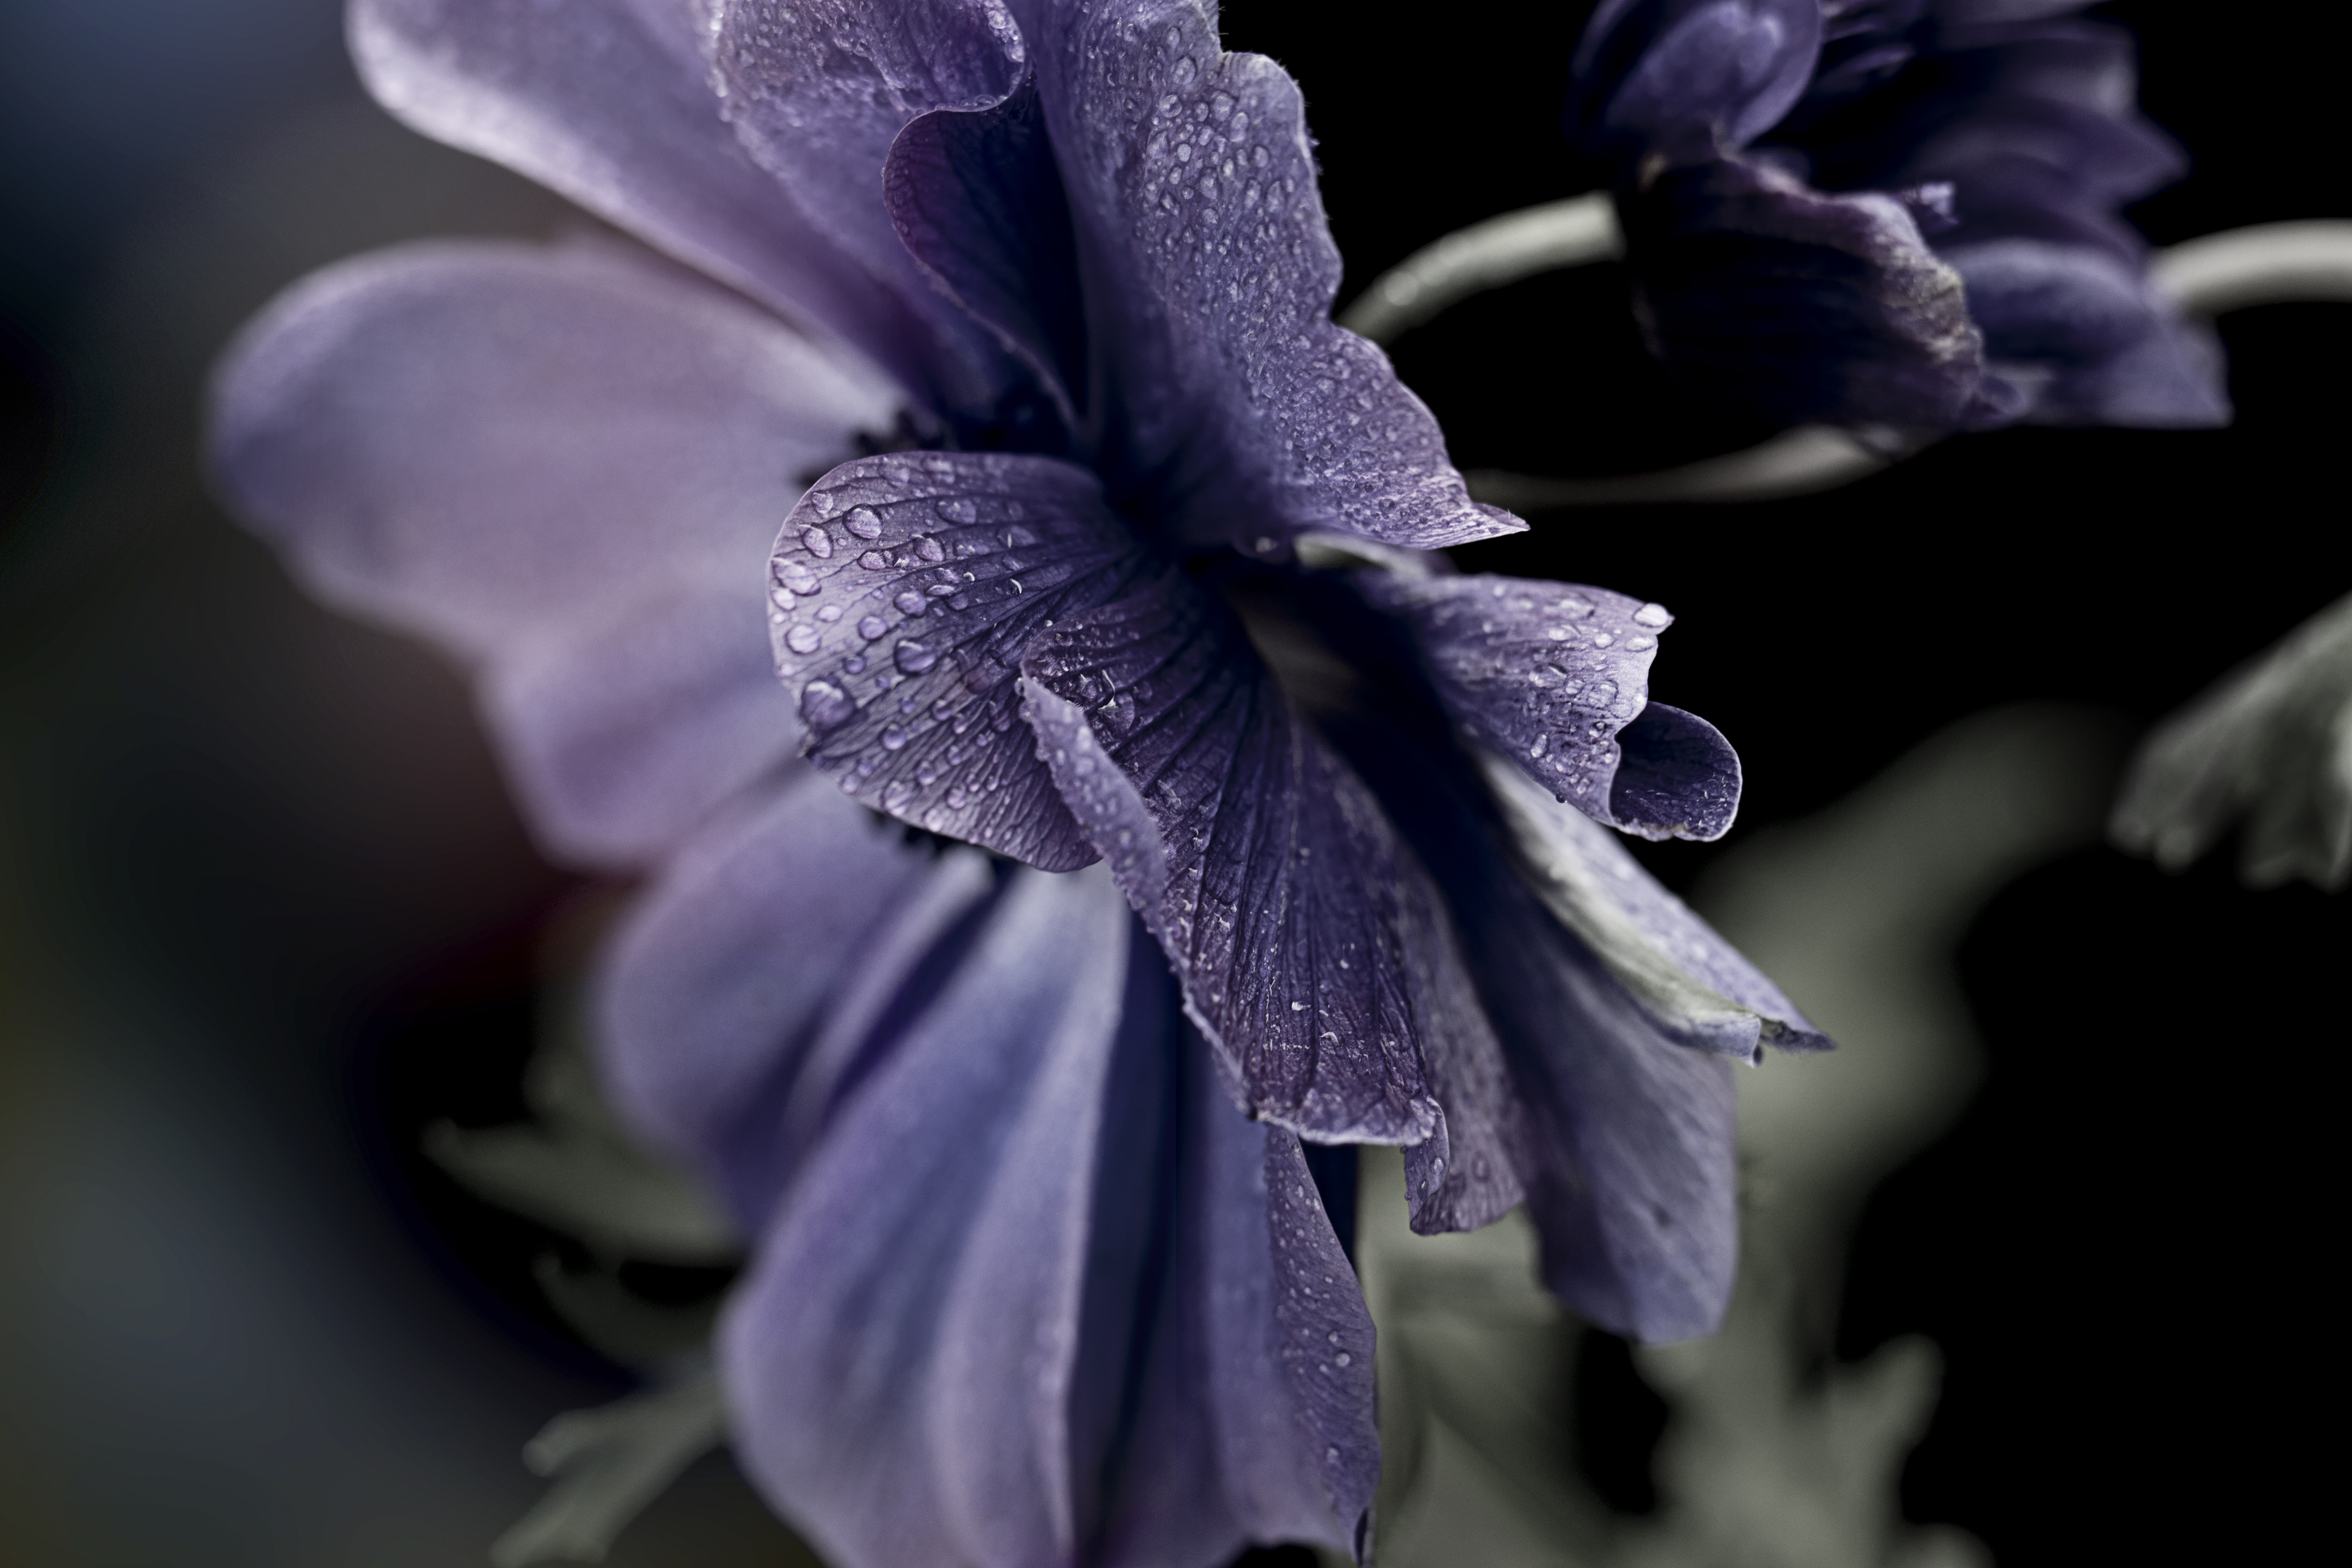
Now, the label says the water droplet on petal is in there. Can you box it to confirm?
[783,624,821,655]
[775,559,820,595]
[914,534,946,562]
[881,724,908,751]
[844,506,883,539]
[858,614,887,639]
[895,590,927,616]
[799,525,833,558]
[882,779,915,811]
[799,679,855,731]
[1633,602,1671,628]
[895,640,939,675]
[935,497,978,525]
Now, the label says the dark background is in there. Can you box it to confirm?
[3,2,2343,1564]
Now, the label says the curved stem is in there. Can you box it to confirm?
[1350,203,2352,510]
[2152,220,2352,314]
[1338,192,1621,345]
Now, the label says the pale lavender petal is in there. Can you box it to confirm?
[1009,0,1521,552]
[350,0,939,395]
[1356,573,1739,841]
[768,451,1162,869]
[209,237,893,866]
[1021,581,1442,1145]
[719,865,1133,1568]
[710,0,1037,424]
[592,771,983,1222]
[885,77,1088,433]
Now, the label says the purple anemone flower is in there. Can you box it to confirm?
[209,1,1826,1561]
[1568,0,2229,432]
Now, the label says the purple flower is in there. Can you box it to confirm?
[1568,0,2229,431]
[208,1,1824,1560]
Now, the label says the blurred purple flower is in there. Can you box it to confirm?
[1569,0,2229,431]
[209,1,1825,1561]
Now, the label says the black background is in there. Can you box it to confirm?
[3,3,2345,1565]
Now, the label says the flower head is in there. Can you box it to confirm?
[209,1,1826,1561]
[1568,0,2229,432]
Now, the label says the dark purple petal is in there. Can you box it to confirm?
[1354,573,1740,841]
[710,0,1038,425]
[1623,150,1991,429]
[1568,0,1826,162]
[1611,703,1744,842]
[593,772,994,1226]
[1320,728,1746,1341]
[1020,580,1442,1145]
[1256,1128,1381,1550]
[350,0,944,396]
[1009,0,1520,552]
[1479,756,1829,1058]
[1393,869,1535,1236]
[718,866,1374,1564]
[768,451,1166,869]
[1948,238,2228,427]
[886,77,1089,434]
[209,237,889,867]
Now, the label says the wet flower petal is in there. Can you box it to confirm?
[1011,0,1522,552]
[209,236,892,866]
[711,0,1037,423]
[1356,573,1740,840]
[769,450,1164,870]
[1022,583,1443,1146]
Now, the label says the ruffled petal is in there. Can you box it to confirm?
[349,0,939,395]
[886,77,1089,436]
[209,237,891,866]
[1622,150,1991,430]
[709,0,1044,427]
[768,450,1167,869]
[1568,0,1826,162]
[1355,573,1741,841]
[1321,731,1748,1341]
[1020,579,1443,1145]
[719,867,1377,1566]
[1008,0,1519,552]
[593,772,994,1226]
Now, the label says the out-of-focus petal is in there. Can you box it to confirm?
[1355,573,1740,840]
[1623,151,1990,429]
[709,0,1041,426]
[593,771,989,1223]
[719,867,1377,1566]
[1021,579,1443,1146]
[2112,593,2352,892]
[1569,0,1826,161]
[1947,237,2229,426]
[768,450,1166,869]
[349,0,938,395]
[886,77,1089,435]
[1009,0,1520,552]
[209,237,893,866]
